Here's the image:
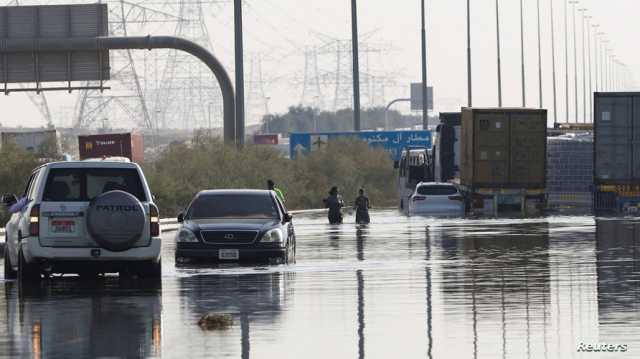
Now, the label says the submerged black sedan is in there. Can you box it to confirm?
[174,190,296,264]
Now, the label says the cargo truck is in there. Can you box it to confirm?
[593,92,640,214]
[78,133,144,164]
[459,108,547,216]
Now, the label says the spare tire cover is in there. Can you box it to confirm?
[86,190,146,252]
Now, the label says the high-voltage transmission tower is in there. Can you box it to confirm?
[300,35,396,112]
[245,54,269,125]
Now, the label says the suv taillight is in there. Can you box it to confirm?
[29,205,40,237]
[149,204,160,237]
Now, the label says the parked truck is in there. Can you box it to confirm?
[459,108,547,216]
[78,133,144,164]
[593,92,640,214]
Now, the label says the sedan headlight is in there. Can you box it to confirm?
[176,228,198,243]
[261,228,284,243]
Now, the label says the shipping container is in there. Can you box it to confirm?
[78,133,144,164]
[0,129,59,155]
[460,108,547,189]
[253,134,279,145]
[594,92,640,184]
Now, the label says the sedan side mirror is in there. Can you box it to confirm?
[177,212,185,223]
[2,194,17,208]
[283,213,293,223]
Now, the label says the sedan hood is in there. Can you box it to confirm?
[185,218,280,232]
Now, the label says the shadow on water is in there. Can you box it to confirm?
[1,278,161,358]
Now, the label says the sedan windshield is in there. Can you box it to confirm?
[187,194,279,219]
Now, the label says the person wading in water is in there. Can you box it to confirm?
[354,188,371,224]
[323,186,344,224]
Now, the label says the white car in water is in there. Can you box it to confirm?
[407,182,465,217]
[2,160,162,282]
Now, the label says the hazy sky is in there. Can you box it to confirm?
[0,0,637,128]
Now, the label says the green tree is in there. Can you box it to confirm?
[0,143,39,225]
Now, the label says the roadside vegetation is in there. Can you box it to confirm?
[144,136,397,217]
[1,136,398,226]
[0,143,40,225]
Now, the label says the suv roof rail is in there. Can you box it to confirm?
[82,156,131,163]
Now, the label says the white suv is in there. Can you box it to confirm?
[3,160,161,282]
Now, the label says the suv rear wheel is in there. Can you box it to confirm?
[18,248,41,283]
[4,248,17,280]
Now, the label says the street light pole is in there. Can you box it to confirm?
[234,0,245,145]
[593,27,601,92]
[520,0,526,107]
[578,8,586,123]
[421,0,429,128]
[601,40,609,91]
[564,0,569,123]
[496,0,502,107]
[351,0,361,131]
[570,0,579,123]
[550,0,558,126]
[585,16,592,122]
[466,0,472,107]
[536,0,543,108]
[609,53,618,91]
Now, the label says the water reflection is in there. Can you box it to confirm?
[1,280,161,358]
[596,219,640,345]
[355,226,366,359]
[177,271,291,359]
[428,221,550,359]
[4,214,640,358]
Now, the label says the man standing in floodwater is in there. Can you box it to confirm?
[267,179,285,202]
[354,188,371,224]
[324,186,344,224]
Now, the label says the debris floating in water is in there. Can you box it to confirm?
[198,313,234,330]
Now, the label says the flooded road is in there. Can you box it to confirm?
[1,210,639,358]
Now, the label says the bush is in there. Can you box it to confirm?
[144,137,397,217]
[0,143,40,226]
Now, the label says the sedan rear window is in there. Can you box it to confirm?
[417,185,457,196]
[188,194,279,219]
[43,168,146,202]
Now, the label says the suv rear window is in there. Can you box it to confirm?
[417,185,457,196]
[43,168,146,202]
[188,194,279,219]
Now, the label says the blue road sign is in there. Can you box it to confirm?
[290,130,432,161]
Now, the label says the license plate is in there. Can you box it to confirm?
[219,249,239,260]
[50,219,76,234]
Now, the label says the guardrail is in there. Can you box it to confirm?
[158,209,331,233]
[0,209,332,241]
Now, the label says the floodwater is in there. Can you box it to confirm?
[1,210,640,358]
